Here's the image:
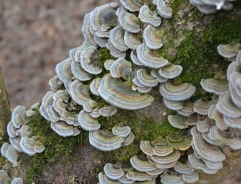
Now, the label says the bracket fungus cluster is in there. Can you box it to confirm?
[2,0,241,183]
[0,170,23,184]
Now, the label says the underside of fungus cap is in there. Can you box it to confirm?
[117,174,134,184]
[136,69,158,87]
[217,43,241,58]
[152,138,173,156]
[120,0,142,12]
[90,78,101,96]
[69,80,91,106]
[166,133,191,151]
[12,106,30,128]
[139,5,161,27]
[136,43,168,69]
[90,108,101,118]
[196,5,217,14]
[130,155,156,172]
[71,61,92,82]
[89,129,124,151]
[140,141,154,155]
[181,170,199,183]
[78,110,100,131]
[146,168,165,176]
[216,93,241,119]
[112,125,131,137]
[168,115,188,129]
[98,172,121,184]
[185,113,198,126]
[11,177,24,184]
[177,100,194,117]
[110,26,128,52]
[158,62,183,79]
[104,163,124,180]
[83,100,98,113]
[230,72,241,96]
[163,98,183,111]
[191,126,226,162]
[160,169,184,184]
[51,121,79,137]
[98,74,154,110]
[159,82,196,101]
[200,78,229,95]
[124,31,142,50]
[55,58,73,82]
[156,0,173,18]
[194,98,211,115]
[110,58,132,80]
[126,170,154,181]
[203,158,223,170]
[80,46,102,75]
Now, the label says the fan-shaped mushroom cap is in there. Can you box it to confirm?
[136,69,158,87]
[52,98,67,115]
[150,69,168,83]
[69,80,91,106]
[94,34,108,48]
[9,137,23,152]
[80,46,102,75]
[197,117,214,133]
[51,121,80,137]
[104,163,124,180]
[83,100,98,113]
[185,113,198,126]
[53,90,69,101]
[82,13,98,47]
[138,86,153,94]
[110,26,129,52]
[191,126,225,162]
[112,126,131,137]
[158,63,183,79]
[236,51,241,65]
[202,130,219,146]
[209,105,228,131]
[89,130,124,151]
[55,58,73,82]
[195,4,218,14]
[131,50,143,66]
[166,133,191,151]
[150,149,180,165]
[140,141,154,155]
[194,99,211,115]
[174,161,194,174]
[98,74,154,110]
[16,125,32,138]
[117,6,141,33]
[7,121,17,138]
[130,155,156,172]
[177,100,194,117]
[90,78,101,96]
[19,137,37,156]
[71,61,92,82]
[49,75,61,91]
[217,43,241,58]
[227,62,241,82]
[200,78,229,95]
[203,158,223,170]
[107,41,126,58]
[46,105,60,122]
[136,43,168,69]
[161,169,184,184]
[71,43,89,62]
[156,0,173,18]
[104,59,115,70]
[120,0,142,12]
[34,142,45,153]
[181,170,199,183]
[139,5,161,27]
[230,72,241,96]
[12,106,30,128]
[223,115,241,130]
[98,172,121,184]
[118,174,134,184]
[143,25,163,50]
[159,82,196,101]
[5,145,21,163]
[0,170,11,183]
[126,170,154,181]
[90,108,101,118]
[40,91,54,121]
[90,2,118,38]
[146,168,165,176]
[11,178,23,184]
[168,115,188,129]
[99,106,117,117]
[216,93,241,118]
[78,110,100,131]
[230,83,241,109]
[163,98,183,111]
[152,139,173,156]
[1,143,10,158]
[110,58,132,80]
[124,31,142,50]
[123,132,135,146]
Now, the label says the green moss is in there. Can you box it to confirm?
[25,107,79,183]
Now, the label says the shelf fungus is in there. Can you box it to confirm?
[124,31,142,50]
[152,139,173,156]
[223,115,241,130]
[163,98,183,111]
[143,25,163,50]
[80,46,102,75]
[49,75,61,92]
[126,170,155,181]
[7,121,17,138]
[5,145,21,165]
[83,100,98,113]
[90,78,101,96]
[89,130,124,151]
[12,106,30,128]
[72,43,89,62]
[156,0,173,18]
[139,5,161,27]
[177,100,194,117]
[160,169,184,184]
[9,137,23,152]
[181,170,199,183]
[166,133,191,151]
[159,82,196,101]
[168,115,188,130]
[78,110,100,131]
[71,61,92,82]
[130,155,156,172]
[90,108,101,118]
[158,62,183,79]
[55,58,73,82]
[98,172,121,184]
[98,74,154,110]
[150,69,168,83]
[51,121,80,137]
[120,0,142,12]
[174,160,194,175]
[103,162,124,180]
[123,132,135,146]
[90,2,119,38]
[193,98,211,115]
[110,58,132,80]
[140,140,154,156]
[46,105,60,122]
[136,69,158,87]
[217,43,241,58]
[104,59,115,70]
[106,41,126,58]
[200,78,229,95]
[11,178,24,184]
[109,26,129,52]
[131,49,143,66]
[94,34,108,48]
[196,117,214,133]
[112,125,131,137]
[136,43,168,69]
[209,104,228,131]
[99,106,117,117]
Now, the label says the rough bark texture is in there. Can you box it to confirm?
[0,67,11,138]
